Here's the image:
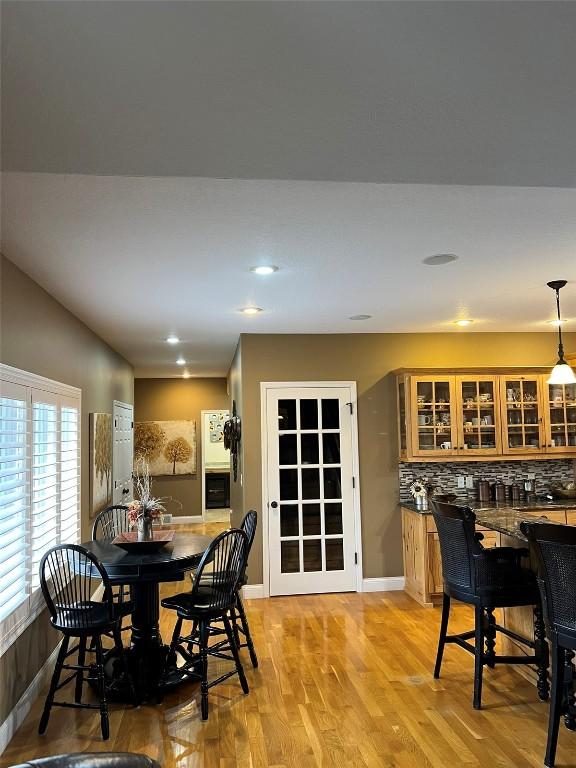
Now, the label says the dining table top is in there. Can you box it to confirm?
[81,531,214,583]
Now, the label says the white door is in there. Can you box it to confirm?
[265,384,360,596]
[112,401,133,505]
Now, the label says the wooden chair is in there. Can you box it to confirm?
[92,505,133,627]
[431,500,549,709]
[521,520,576,767]
[161,529,249,720]
[38,544,136,740]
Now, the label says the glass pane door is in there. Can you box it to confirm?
[411,378,455,455]
[501,378,544,453]
[457,377,499,454]
[267,386,357,596]
[546,382,576,451]
[397,378,407,456]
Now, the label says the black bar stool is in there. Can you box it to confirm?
[431,500,549,709]
[162,528,250,720]
[38,544,137,740]
[92,505,133,628]
[521,520,576,768]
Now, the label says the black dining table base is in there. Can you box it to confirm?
[99,582,200,703]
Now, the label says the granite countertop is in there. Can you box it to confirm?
[400,499,576,541]
[400,498,576,515]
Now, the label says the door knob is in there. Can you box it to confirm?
[270,501,278,508]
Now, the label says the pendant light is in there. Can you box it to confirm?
[547,280,576,385]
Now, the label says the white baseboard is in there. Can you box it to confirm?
[242,584,265,600]
[170,515,204,524]
[362,576,405,592]
[0,641,60,754]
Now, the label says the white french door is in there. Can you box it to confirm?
[264,384,360,596]
[112,401,133,505]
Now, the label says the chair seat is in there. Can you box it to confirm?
[162,586,235,617]
[52,601,124,633]
[9,754,160,768]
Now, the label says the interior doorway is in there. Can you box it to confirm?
[261,382,362,597]
[201,409,230,522]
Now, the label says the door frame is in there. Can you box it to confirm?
[200,408,230,519]
[260,381,363,598]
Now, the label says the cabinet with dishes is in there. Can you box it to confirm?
[396,368,576,461]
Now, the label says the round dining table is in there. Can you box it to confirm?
[81,531,213,702]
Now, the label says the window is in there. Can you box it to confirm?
[0,365,81,654]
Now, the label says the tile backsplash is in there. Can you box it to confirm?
[399,459,576,502]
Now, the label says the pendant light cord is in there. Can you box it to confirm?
[554,287,566,363]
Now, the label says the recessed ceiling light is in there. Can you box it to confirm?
[166,335,180,344]
[176,357,186,365]
[422,253,459,266]
[349,314,372,321]
[454,319,473,327]
[240,306,263,315]
[250,265,278,275]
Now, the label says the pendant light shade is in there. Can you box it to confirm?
[546,280,576,385]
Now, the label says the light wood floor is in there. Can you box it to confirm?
[2,522,574,768]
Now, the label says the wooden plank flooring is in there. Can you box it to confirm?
[1,522,574,767]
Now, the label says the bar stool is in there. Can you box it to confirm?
[92,505,133,628]
[521,520,576,767]
[38,544,137,740]
[431,500,549,709]
[162,528,250,720]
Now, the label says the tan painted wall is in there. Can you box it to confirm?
[134,378,229,516]
[236,332,576,586]
[0,255,133,728]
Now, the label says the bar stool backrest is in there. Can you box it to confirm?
[192,529,248,612]
[39,544,114,630]
[92,505,130,540]
[239,510,257,580]
[430,501,484,592]
[521,521,576,634]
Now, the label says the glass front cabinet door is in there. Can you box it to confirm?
[543,380,576,453]
[499,376,546,454]
[455,375,501,455]
[409,376,457,457]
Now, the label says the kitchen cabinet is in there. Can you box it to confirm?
[402,506,496,607]
[396,367,576,461]
[499,375,546,454]
[543,381,576,452]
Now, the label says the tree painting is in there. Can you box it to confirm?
[95,413,112,491]
[90,413,112,517]
[135,420,196,475]
[164,436,193,474]
[134,421,166,462]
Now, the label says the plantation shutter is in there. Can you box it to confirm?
[59,400,80,544]
[0,382,29,621]
[31,392,59,591]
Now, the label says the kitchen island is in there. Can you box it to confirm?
[401,498,576,698]
[401,499,576,608]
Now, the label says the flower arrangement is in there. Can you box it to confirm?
[409,479,428,499]
[128,457,167,535]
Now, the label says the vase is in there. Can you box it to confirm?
[137,516,154,542]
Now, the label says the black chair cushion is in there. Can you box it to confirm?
[9,754,159,768]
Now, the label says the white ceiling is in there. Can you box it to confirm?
[2,172,575,377]
[2,1,576,187]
